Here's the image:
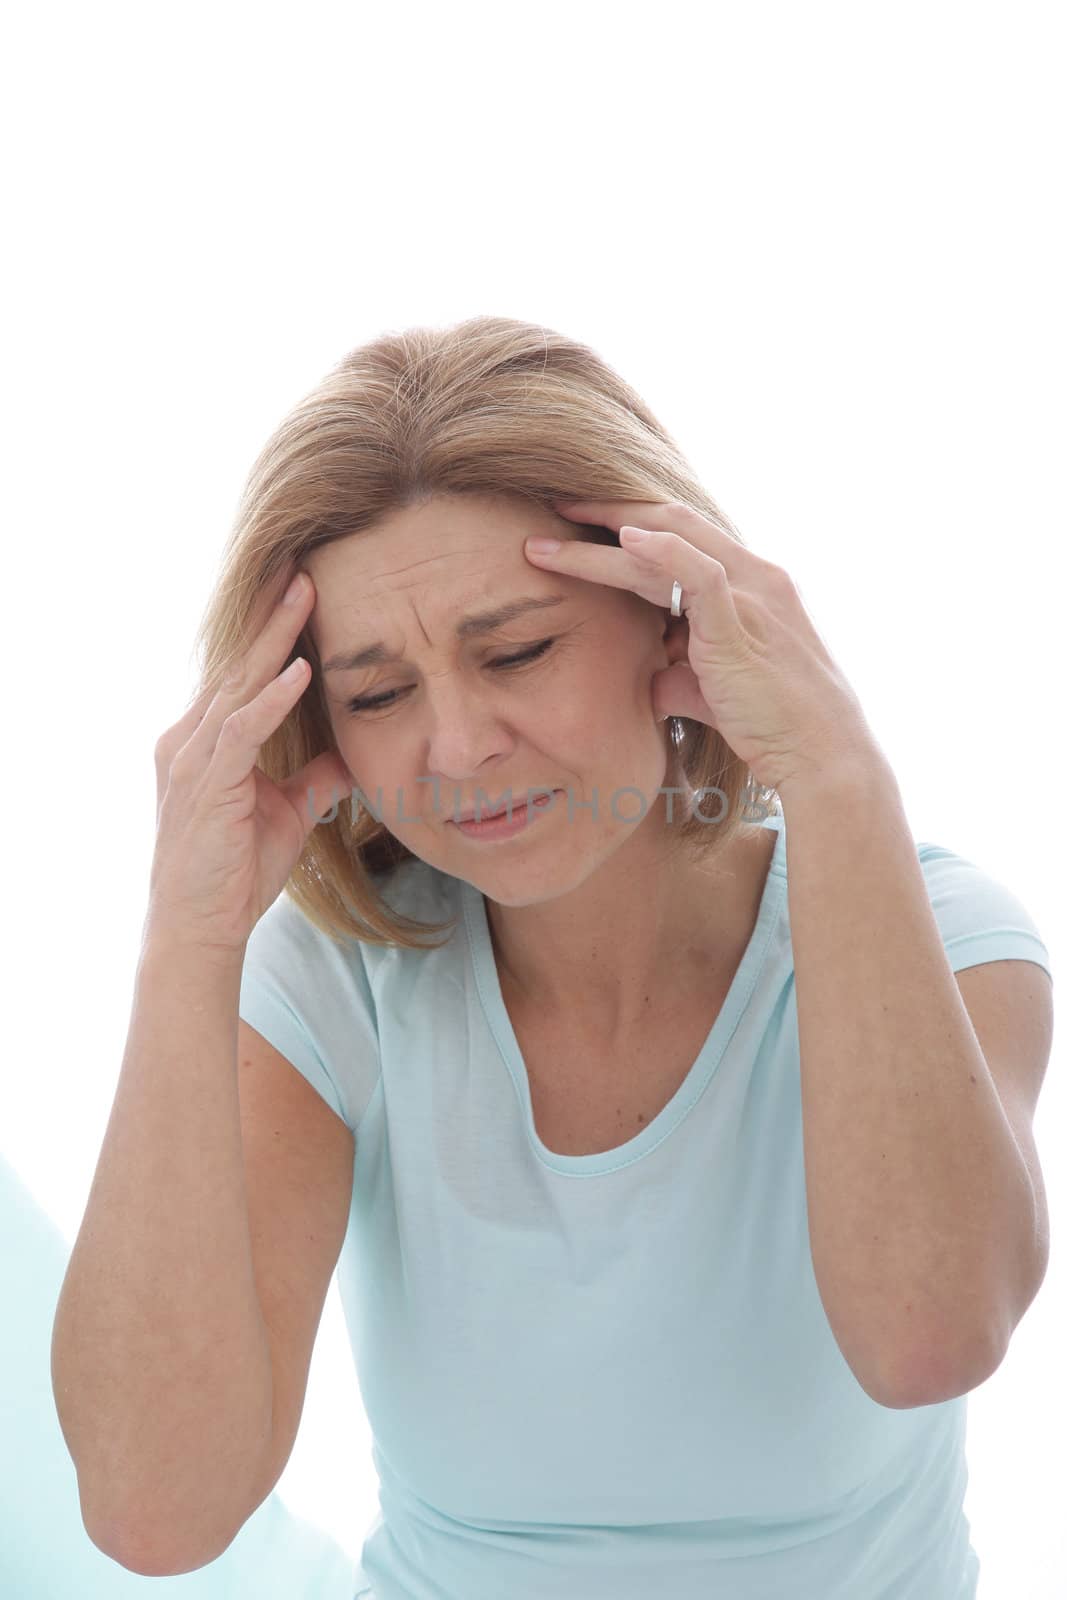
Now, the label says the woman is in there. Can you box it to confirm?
[53,315,1052,1597]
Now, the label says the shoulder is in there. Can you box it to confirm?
[914,837,1052,982]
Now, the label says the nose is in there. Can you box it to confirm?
[421,675,517,787]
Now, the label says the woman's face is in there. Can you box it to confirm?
[304,492,676,906]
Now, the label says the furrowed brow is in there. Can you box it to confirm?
[322,594,567,673]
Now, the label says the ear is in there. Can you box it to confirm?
[662,612,690,666]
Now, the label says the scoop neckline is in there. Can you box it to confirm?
[459,814,788,1176]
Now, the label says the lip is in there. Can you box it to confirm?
[449,789,561,841]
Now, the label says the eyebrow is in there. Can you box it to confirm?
[321,594,569,674]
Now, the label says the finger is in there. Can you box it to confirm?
[524,532,672,607]
[553,499,753,583]
[651,660,713,724]
[210,559,308,694]
[199,654,314,799]
[155,560,311,824]
[173,559,304,720]
[616,527,745,652]
[180,567,315,782]
[279,749,356,842]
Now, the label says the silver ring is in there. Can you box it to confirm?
[669,579,683,618]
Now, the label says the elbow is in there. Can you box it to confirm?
[89,1529,230,1579]
[866,1330,1008,1410]
[878,1234,1052,1409]
[82,1498,234,1578]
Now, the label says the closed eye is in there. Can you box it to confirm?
[344,637,557,714]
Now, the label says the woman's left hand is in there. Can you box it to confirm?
[524,498,884,797]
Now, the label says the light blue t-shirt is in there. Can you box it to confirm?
[238,810,1053,1600]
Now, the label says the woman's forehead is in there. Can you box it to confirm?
[306,532,577,667]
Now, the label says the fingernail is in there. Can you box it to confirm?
[526,537,560,555]
[283,573,307,604]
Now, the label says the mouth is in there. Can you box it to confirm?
[447,789,562,838]
[450,791,555,824]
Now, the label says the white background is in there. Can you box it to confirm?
[4,3,1063,1595]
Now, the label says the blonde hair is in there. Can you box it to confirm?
[192,315,781,950]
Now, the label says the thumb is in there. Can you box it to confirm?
[283,751,355,838]
[651,661,712,724]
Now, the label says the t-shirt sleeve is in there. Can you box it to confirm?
[918,840,1054,984]
[238,890,382,1132]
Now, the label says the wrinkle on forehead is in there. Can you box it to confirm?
[308,528,553,658]
[362,543,503,594]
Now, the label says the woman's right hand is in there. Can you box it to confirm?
[145,564,353,957]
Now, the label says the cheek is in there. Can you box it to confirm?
[332,725,412,801]
[533,681,651,770]
[549,649,652,729]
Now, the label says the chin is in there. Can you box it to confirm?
[460,848,600,908]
